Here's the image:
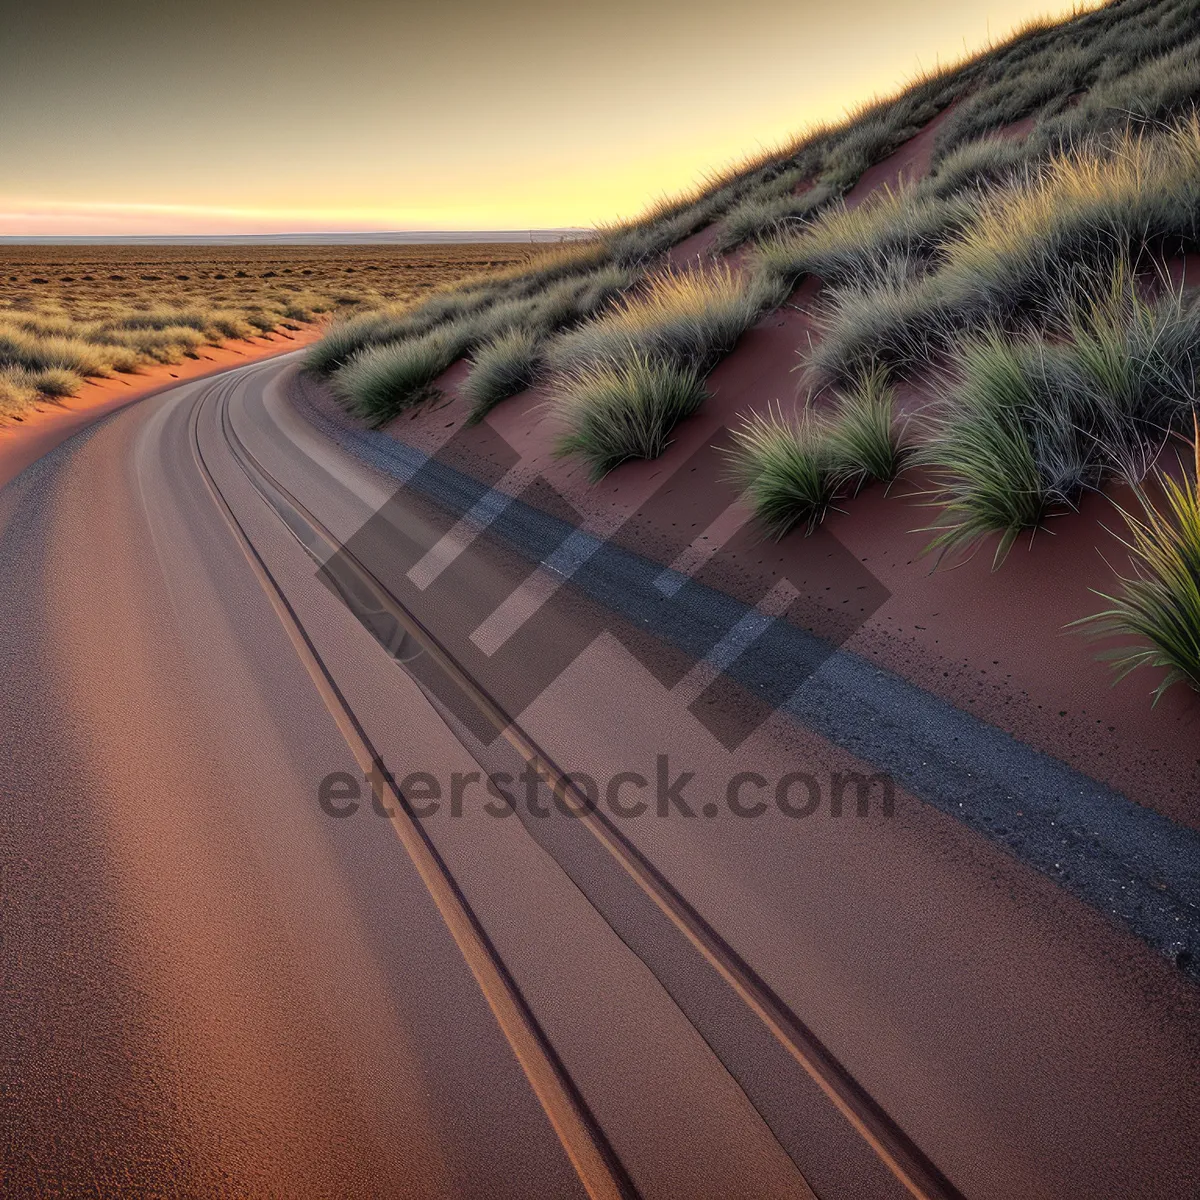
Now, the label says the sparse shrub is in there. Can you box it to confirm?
[1074,432,1200,703]
[462,327,543,423]
[728,407,839,536]
[553,356,707,479]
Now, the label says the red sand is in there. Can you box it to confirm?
[0,324,322,492]
[373,108,1200,824]
[665,224,724,271]
[844,103,960,208]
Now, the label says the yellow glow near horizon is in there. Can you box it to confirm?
[0,0,1092,236]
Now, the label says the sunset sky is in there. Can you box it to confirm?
[1,0,1086,237]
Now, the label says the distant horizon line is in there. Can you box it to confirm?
[0,229,595,246]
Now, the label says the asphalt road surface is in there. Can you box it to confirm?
[2,352,1198,1198]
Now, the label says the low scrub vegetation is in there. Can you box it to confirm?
[753,187,976,298]
[920,331,1073,566]
[941,118,1200,317]
[333,322,475,425]
[1075,428,1200,703]
[921,274,1200,564]
[728,408,840,537]
[0,242,537,421]
[804,117,1200,383]
[924,136,1029,199]
[825,367,909,489]
[727,371,910,538]
[549,264,758,376]
[713,181,836,253]
[0,365,83,418]
[461,327,543,423]
[930,0,1199,160]
[290,0,1200,713]
[552,357,708,479]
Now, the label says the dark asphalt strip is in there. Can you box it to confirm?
[291,380,1200,977]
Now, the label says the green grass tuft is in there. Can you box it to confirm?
[333,324,470,425]
[553,356,708,479]
[462,327,543,424]
[1073,437,1200,704]
[549,265,758,376]
[826,367,909,488]
[728,407,839,537]
[921,331,1076,566]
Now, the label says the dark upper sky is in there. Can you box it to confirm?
[0,0,1079,234]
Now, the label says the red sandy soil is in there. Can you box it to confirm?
[370,108,1200,825]
[844,102,960,207]
[0,324,322,491]
[665,223,724,271]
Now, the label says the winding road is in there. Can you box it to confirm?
[3,351,1199,1198]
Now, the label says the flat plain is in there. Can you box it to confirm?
[0,242,554,418]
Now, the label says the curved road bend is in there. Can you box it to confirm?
[1,351,1198,1198]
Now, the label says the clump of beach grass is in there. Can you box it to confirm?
[919,270,1200,566]
[941,117,1200,321]
[1073,420,1200,704]
[552,356,707,479]
[727,407,840,537]
[549,265,758,375]
[762,188,975,290]
[713,182,836,253]
[826,367,909,489]
[923,136,1030,199]
[804,117,1200,383]
[462,326,543,424]
[305,296,483,375]
[334,322,472,425]
[920,331,1072,566]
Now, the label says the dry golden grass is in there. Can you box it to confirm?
[0,242,550,421]
[0,242,551,324]
[549,264,758,373]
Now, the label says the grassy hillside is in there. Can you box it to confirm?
[309,0,1200,702]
